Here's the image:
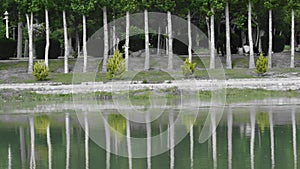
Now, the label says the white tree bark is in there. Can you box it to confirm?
[45,9,50,68]
[29,117,36,169]
[146,113,151,169]
[188,11,192,63]
[227,108,232,169]
[167,11,173,70]
[250,109,255,169]
[104,114,111,169]
[63,11,69,73]
[125,11,130,71]
[103,7,109,73]
[248,2,255,69]
[84,115,89,169]
[292,109,297,169]
[26,13,34,74]
[291,9,295,68]
[112,18,116,52]
[268,9,272,69]
[157,26,161,57]
[206,17,211,56]
[210,8,215,69]
[225,0,232,69]
[83,14,87,72]
[144,9,150,70]
[17,13,23,58]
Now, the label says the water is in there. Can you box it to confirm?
[0,99,299,169]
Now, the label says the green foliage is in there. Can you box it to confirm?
[34,115,50,135]
[255,53,268,75]
[0,39,17,59]
[33,61,49,81]
[107,50,125,79]
[35,38,61,59]
[181,58,197,77]
[70,0,97,15]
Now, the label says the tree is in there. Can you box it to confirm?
[225,0,232,69]
[16,0,40,74]
[153,0,176,70]
[287,0,300,68]
[102,6,109,73]
[57,0,71,73]
[71,0,97,72]
[248,0,255,69]
[264,0,278,69]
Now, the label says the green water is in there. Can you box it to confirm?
[0,102,299,169]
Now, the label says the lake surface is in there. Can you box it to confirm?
[0,98,299,169]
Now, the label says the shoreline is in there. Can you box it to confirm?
[0,77,300,94]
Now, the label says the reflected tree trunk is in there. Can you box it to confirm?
[190,124,194,169]
[169,112,174,169]
[20,127,26,168]
[85,115,89,169]
[8,144,11,169]
[29,117,36,169]
[146,113,151,169]
[65,114,70,169]
[250,109,255,169]
[269,110,275,169]
[126,116,132,169]
[47,125,52,169]
[212,111,217,169]
[292,108,297,169]
[104,114,111,169]
[227,108,232,169]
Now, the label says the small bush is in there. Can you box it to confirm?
[35,38,61,59]
[181,58,196,77]
[0,39,17,59]
[33,61,49,81]
[255,53,268,75]
[107,50,125,79]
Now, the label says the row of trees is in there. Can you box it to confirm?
[1,0,299,74]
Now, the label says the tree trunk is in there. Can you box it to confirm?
[102,6,109,73]
[45,9,50,68]
[167,11,173,70]
[144,9,150,70]
[157,26,161,57]
[268,9,272,69]
[83,14,87,72]
[248,2,255,69]
[26,13,34,74]
[225,0,232,69]
[63,10,69,73]
[17,13,23,58]
[210,8,215,69]
[125,11,130,71]
[291,9,295,68]
[112,17,116,53]
[206,17,211,56]
[188,11,192,63]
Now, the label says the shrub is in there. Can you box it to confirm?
[181,58,196,77]
[255,53,268,75]
[35,38,61,59]
[33,61,49,81]
[107,50,125,79]
[0,39,17,59]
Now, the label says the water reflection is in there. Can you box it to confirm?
[0,105,299,169]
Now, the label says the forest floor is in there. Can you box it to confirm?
[0,52,299,85]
